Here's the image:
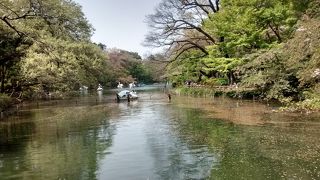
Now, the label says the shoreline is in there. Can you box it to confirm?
[172,86,320,113]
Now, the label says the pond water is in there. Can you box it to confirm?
[0,88,320,179]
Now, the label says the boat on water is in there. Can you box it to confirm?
[97,84,103,91]
[116,90,138,102]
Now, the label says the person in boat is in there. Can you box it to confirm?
[129,82,136,89]
[97,84,103,91]
[117,82,123,88]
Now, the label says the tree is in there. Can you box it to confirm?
[144,53,168,82]
[106,49,154,86]
[144,0,220,59]
[20,38,110,94]
[0,0,93,40]
[0,0,98,96]
[97,43,107,50]
[204,0,298,57]
[0,25,31,93]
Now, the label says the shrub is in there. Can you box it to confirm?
[204,78,229,86]
[0,94,13,111]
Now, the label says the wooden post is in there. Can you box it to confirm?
[127,95,130,102]
[116,94,120,103]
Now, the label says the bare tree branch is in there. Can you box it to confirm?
[144,0,220,59]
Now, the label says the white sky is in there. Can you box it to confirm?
[73,0,162,56]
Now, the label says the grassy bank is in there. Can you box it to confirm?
[280,97,320,113]
[173,86,320,113]
[174,86,260,99]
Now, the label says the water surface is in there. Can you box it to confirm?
[0,89,319,179]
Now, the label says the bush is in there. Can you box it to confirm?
[280,97,320,112]
[297,98,320,111]
[0,94,13,111]
[203,78,229,86]
[175,87,216,97]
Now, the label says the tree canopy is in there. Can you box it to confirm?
[146,0,320,109]
[1,0,138,99]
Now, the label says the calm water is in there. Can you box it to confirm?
[0,89,320,179]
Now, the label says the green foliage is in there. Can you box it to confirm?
[107,49,154,85]
[296,98,320,111]
[280,84,320,112]
[283,18,320,88]
[156,0,319,110]
[0,0,99,97]
[203,50,243,73]
[21,37,110,92]
[0,93,12,111]
[238,17,320,103]
[238,48,298,100]
[144,54,167,82]
[128,62,153,83]
[0,0,93,40]
[204,0,298,57]
[305,0,320,18]
[202,54,243,77]
[166,50,204,85]
[203,78,229,86]
[175,87,217,97]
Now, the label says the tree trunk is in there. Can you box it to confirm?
[228,71,235,85]
[0,66,6,93]
[268,23,282,43]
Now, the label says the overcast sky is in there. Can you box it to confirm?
[73,0,162,56]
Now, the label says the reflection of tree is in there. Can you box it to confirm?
[0,120,36,144]
[145,104,215,179]
[168,98,320,180]
[0,106,116,180]
[0,120,37,178]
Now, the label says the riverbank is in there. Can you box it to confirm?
[0,90,82,116]
[173,86,320,113]
[174,86,260,99]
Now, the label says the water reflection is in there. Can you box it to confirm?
[169,96,320,179]
[145,103,215,179]
[97,91,103,103]
[0,105,115,180]
[0,90,319,179]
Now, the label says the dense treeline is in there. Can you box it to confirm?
[0,0,155,105]
[145,0,320,111]
[1,0,319,111]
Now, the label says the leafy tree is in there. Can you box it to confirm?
[144,53,168,82]
[204,0,298,57]
[202,46,244,84]
[106,49,154,86]
[166,49,206,85]
[128,61,153,84]
[282,17,320,96]
[20,37,110,94]
[0,26,31,93]
[0,0,93,40]
[238,48,297,100]
[0,0,102,97]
